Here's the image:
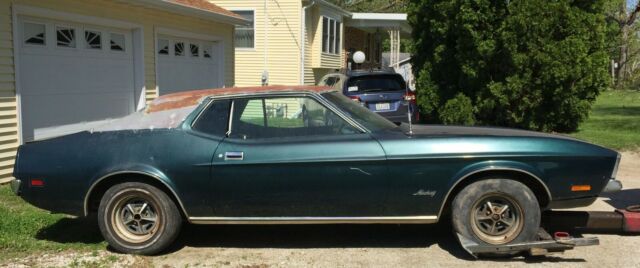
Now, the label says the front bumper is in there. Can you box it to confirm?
[10,179,21,195]
[602,179,623,194]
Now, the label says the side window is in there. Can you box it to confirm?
[230,97,359,140]
[238,99,265,127]
[192,99,231,137]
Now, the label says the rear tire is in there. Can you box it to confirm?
[451,179,540,248]
[98,182,182,255]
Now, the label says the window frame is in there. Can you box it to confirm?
[231,9,256,50]
[189,93,367,140]
[322,16,341,54]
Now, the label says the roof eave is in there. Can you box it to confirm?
[133,0,249,25]
[312,0,352,17]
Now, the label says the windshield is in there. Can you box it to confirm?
[321,92,399,132]
[346,75,406,93]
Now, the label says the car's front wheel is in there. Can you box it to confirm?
[451,179,540,247]
[98,182,182,255]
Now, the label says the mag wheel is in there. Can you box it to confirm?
[98,182,182,255]
[452,179,540,248]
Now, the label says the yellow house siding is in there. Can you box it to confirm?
[0,0,236,181]
[0,0,18,180]
[213,0,302,86]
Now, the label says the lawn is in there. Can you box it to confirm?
[0,185,105,262]
[570,90,640,151]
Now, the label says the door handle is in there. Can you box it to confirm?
[224,151,244,161]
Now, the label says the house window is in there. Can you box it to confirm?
[23,23,46,45]
[322,17,329,53]
[56,26,76,48]
[190,43,199,57]
[175,42,184,56]
[110,33,125,51]
[85,30,101,49]
[322,17,340,54]
[158,39,169,55]
[234,10,255,48]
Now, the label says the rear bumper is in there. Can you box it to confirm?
[10,179,21,195]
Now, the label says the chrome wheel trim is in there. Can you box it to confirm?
[111,192,162,244]
[470,194,524,245]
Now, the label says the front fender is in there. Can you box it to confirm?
[437,160,552,216]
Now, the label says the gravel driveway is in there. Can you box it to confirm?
[4,152,640,268]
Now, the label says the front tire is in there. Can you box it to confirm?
[98,182,182,255]
[451,179,540,246]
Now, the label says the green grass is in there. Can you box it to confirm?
[0,185,105,261]
[570,90,640,150]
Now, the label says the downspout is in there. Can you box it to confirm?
[301,0,316,85]
[262,0,269,86]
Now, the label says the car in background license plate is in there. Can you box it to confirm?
[375,103,390,110]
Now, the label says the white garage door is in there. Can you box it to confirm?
[157,35,222,95]
[18,16,135,141]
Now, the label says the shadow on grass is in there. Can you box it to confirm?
[592,106,640,117]
[35,217,103,245]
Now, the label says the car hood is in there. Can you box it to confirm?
[401,124,580,141]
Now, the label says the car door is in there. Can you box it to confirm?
[210,94,389,217]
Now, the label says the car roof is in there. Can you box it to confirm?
[147,85,336,113]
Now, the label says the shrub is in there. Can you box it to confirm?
[409,0,610,132]
[439,93,475,125]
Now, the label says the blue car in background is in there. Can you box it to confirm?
[318,70,419,123]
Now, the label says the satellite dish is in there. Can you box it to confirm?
[353,51,366,64]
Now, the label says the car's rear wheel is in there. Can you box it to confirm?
[451,179,540,248]
[98,182,181,255]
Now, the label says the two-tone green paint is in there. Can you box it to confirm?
[12,91,620,223]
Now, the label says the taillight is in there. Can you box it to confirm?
[404,92,417,103]
[30,179,44,187]
[349,96,361,102]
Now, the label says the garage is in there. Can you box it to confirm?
[17,16,136,142]
[157,34,223,95]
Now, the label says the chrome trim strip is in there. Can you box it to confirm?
[188,216,438,225]
[436,167,552,219]
[83,171,189,218]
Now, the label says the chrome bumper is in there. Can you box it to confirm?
[602,179,623,194]
[10,179,21,195]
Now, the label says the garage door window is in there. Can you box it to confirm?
[110,33,125,51]
[203,45,212,58]
[158,39,169,55]
[85,30,102,49]
[23,22,46,46]
[190,43,199,57]
[175,41,185,56]
[56,26,76,48]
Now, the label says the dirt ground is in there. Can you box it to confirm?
[3,152,640,268]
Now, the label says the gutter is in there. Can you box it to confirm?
[301,0,316,85]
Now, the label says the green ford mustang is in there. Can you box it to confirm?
[11,85,622,255]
